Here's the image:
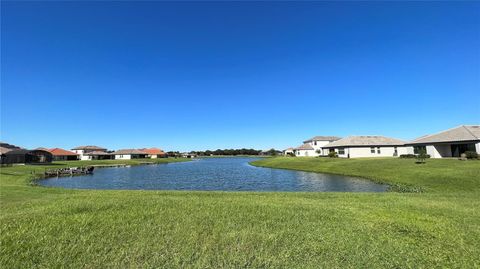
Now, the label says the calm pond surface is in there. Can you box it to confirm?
[38,157,388,192]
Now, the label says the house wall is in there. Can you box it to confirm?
[283,150,294,156]
[115,154,132,160]
[476,142,480,153]
[330,146,407,158]
[295,149,316,157]
[53,155,79,161]
[306,140,336,156]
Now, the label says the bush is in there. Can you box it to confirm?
[328,151,338,158]
[416,149,429,164]
[464,151,478,159]
[400,154,430,159]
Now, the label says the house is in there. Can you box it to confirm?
[181,152,197,158]
[302,136,342,156]
[113,149,148,160]
[71,145,108,160]
[283,148,294,156]
[406,125,480,158]
[83,151,113,160]
[141,148,166,158]
[293,143,315,157]
[47,148,79,161]
[1,149,53,164]
[322,136,407,158]
[0,147,12,164]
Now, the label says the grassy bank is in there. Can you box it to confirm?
[250,157,480,193]
[1,157,480,268]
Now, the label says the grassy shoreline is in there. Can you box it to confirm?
[251,157,480,193]
[1,157,480,267]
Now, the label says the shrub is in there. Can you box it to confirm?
[464,151,478,159]
[400,154,416,159]
[328,151,338,158]
[416,149,428,164]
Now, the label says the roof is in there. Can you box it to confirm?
[303,136,341,143]
[84,151,112,156]
[0,147,12,154]
[294,143,315,150]
[71,145,107,151]
[323,136,406,148]
[283,147,294,151]
[4,149,30,155]
[408,125,480,145]
[113,149,147,155]
[48,148,78,156]
[0,142,23,151]
[35,147,49,151]
[141,148,165,155]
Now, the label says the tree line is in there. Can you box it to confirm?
[166,148,281,157]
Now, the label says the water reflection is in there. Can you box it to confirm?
[38,157,388,192]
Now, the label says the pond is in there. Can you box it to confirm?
[37,157,388,192]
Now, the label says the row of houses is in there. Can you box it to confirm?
[284,125,480,159]
[0,143,167,164]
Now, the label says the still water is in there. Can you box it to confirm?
[38,157,388,192]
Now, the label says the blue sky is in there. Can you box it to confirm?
[1,1,479,151]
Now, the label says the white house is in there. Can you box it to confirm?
[283,148,294,156]
[406,125,480,158]
[302,136,341,156]
[113,149,148,160]
[293,143,316,157]
[71,145,109,160]
[322,136,407,158]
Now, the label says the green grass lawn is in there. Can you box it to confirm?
[1,157,479,268]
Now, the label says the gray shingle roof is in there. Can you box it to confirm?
[303,136,341,143]
[323,136,406,148]
[408,125,480,144]
[295,143,315,150]
[113,149,147,155]
[84,151,112,156]
[72,145,107,151]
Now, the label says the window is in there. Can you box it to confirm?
[338,148,345,155]
[377,147,381,154]
[370,147,375,153]
[413,146,426,154]
[314,141,317,146]
[394,147,398,156]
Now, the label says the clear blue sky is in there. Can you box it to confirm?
[1,1,479,151]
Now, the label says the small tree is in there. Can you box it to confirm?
[416,148,427,164]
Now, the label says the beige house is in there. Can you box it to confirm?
[322,136,407,158]
[113,149,148,160]
[406,125,480,158]
[283,148,294,156]
[71,145,109,160]
[302,136,341,156]
[293,143,316,157]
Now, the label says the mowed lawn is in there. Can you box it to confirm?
[1,158,479,268]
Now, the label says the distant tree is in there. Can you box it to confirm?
[267,149,278,156]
